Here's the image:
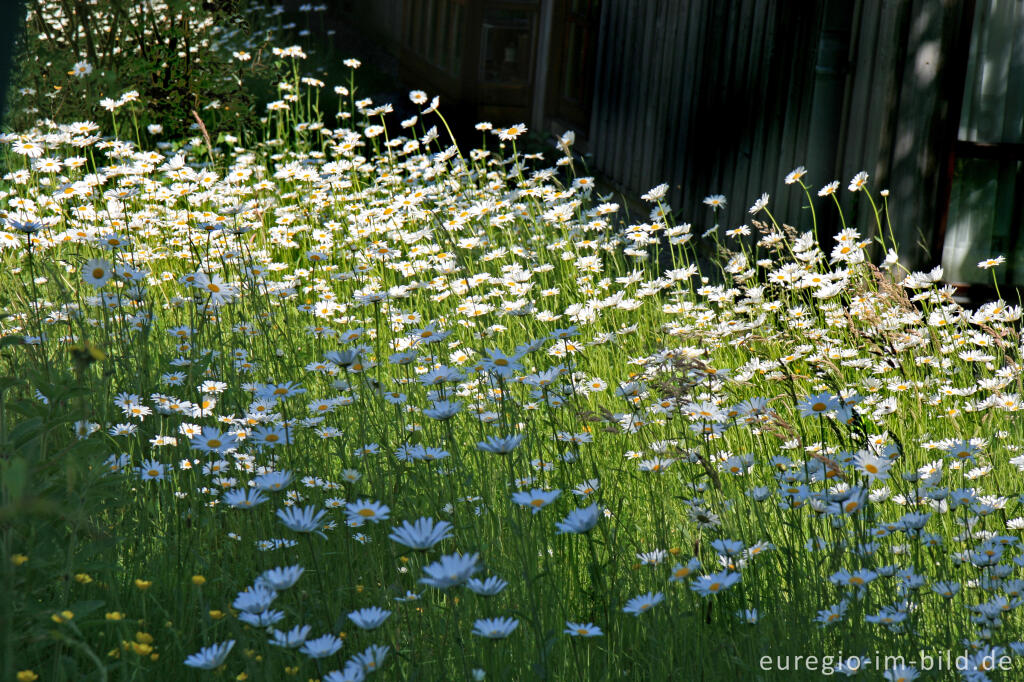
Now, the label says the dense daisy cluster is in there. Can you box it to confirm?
[4,55,1024,681]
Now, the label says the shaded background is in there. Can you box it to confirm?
[324,0,1023,297]
[0,1,26,120]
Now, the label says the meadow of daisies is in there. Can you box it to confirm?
[4,32,1024,682]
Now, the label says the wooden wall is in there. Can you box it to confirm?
[862,0,974,268]
[586,0,973,269]
[589,0,832,234]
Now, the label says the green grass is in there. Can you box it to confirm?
[2,57,1024,682]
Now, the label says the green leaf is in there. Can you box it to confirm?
[9,416,44,450]
[66,600,106,619]
[0,335,25,349]
[1,456,28,500]
[0,376,22,392]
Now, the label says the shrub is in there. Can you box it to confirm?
[5,0,280,140]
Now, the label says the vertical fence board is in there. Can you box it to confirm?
[583,0,882,244]
[657,1,687,200]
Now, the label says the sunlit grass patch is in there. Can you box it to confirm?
[2,38,1024,682]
